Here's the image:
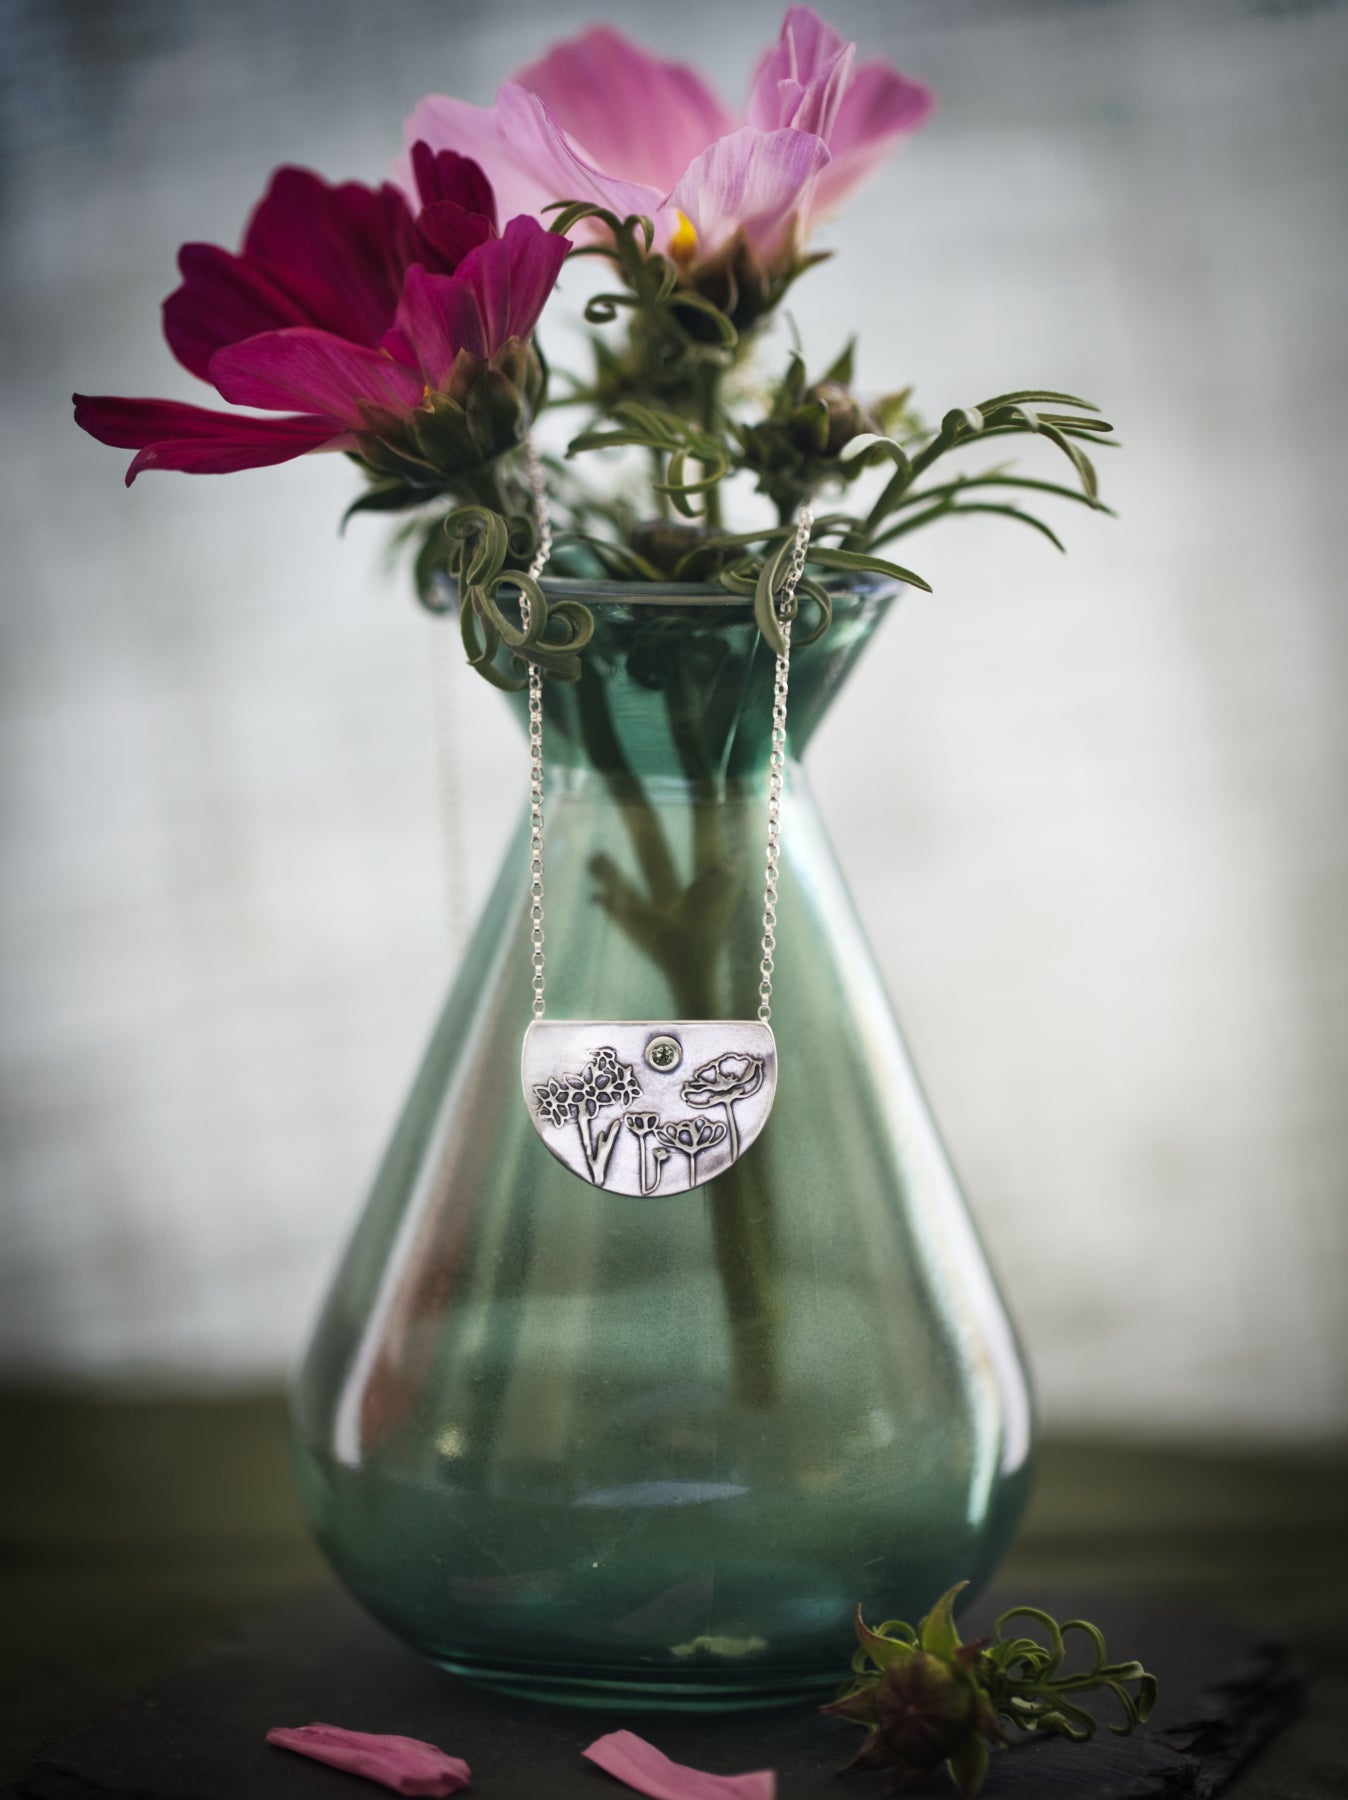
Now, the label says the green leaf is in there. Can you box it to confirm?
[443,505,510,586]
[872,1617,920,1647]
[541,201,655,254]
[540,596,595,653]
[340,480,427,529]
[566,536,669,583]
[1035,412,1114,434]
[753,537,794,655]
[458,597,525,692]
[1039,422,1099,500]
[966,407,1102,503]
[995,1605,1065,1666]
[838,432,909,470]
[897,502,1068,552]
[918,1581,968,1659]
[792,576,833,647]
[648,255,679,306]
[583,291,638,327]
[1058,1617,1108,1680]
[942,405,984,437]
[808,546,932,592]
[947,1731,991,1800]
[1031,1698,1097,1742]
[819,1683,881,1726]
[412,525,455,612]
[567,427,653,454]
[891,474,1112,515]
[665,289,739,347]
[975,388,1099,412]
[851,1607,917,1672]
[822,337,856,387]
[715,560,761,596]
[471,572,542,651]
[779,352,808,408]
[655,442,729,498]
[543,199,619,237]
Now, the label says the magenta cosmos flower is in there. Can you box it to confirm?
[74,146,571,485]
[403,7,931,278]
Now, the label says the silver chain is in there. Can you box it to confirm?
[758,506,812,1024]
[521,438,552,1018]
[521,437,811,1027]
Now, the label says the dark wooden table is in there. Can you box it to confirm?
[2,1394,1345,1796]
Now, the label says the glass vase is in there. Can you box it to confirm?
[290,577,1035,1711]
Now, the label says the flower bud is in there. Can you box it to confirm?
[872,1651,979,1767]
[809,382,880,456]
[404,340,546,480]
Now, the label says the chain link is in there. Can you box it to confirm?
[521,435,810,1028]
[758,507,812,1025]
[521,438,552,1018]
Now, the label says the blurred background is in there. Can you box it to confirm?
[2,0,1345,1444]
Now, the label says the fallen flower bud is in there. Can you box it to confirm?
[266,1723,471,1796]
[823,1582,1157,1798]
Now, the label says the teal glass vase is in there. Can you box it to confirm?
[290,579,1035,1711]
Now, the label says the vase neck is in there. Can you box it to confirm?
[511,583,897,787]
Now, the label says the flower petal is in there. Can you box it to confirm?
[241,168,417,346]
[666,127,830,260]
[385,214,568,385]
[72,395,345,483]
[511,27,736,194]
[582,1731,774,1800]
[400,94,558,226]
[383,264,482,386]
[497,84,670,228]
[747,6,854,140]
[267,1724,470,1797]
[811,59,934,215]
[210,329,424,425]
[453,214,571,356]
[163,244,313,382]
[410,141,498,229]
[403,86,671,241]
[413,202,494,279]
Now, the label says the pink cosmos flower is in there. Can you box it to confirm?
[75,146,570,484]
[403,7,931,274]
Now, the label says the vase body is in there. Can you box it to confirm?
[291,580,1035,1710]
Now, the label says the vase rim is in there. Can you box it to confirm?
[429,571,899,611]
[532,570,900,607]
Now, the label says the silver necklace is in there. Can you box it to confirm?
[518,438,812,1196]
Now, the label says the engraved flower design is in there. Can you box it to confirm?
[532,1076,577,1128]
[575,1050,643,1116]
[659,1119,728,1155]
[682,1053,764,1106]
[658,1116,728,1187]
[532,1046,643,1188]
[680,1052,765,1163]
[624,1111,670,1196]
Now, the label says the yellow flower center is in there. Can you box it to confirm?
[669,210,698,265]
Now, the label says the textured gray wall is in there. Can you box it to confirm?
[2,0,1345,1438]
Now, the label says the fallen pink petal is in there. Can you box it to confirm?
[582,1729,775,1800]
[266,1724,470,1796]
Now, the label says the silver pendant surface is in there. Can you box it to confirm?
[522,1020,777,1195]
